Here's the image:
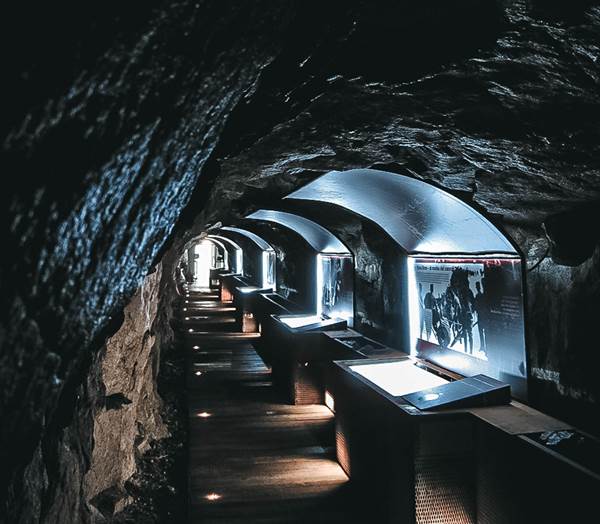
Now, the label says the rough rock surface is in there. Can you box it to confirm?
[2,0,600,522]
[84,265,167,521]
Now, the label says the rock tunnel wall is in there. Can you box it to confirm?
[2,0,600,522]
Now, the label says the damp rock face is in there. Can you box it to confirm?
[2,0,600,522]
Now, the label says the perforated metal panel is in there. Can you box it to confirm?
[476,426,517,524]
[293,363,323,405]
[414,419,476,524]
[415,456,475,524]
[335,418,351,477]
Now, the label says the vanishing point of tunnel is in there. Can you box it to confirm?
[2,1,600,523]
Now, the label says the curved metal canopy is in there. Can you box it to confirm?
[204,237,227,251]
[285,169,518,256]
[245,210,350,255]
[219,226,274,252]
[208,234,242,273]
[208,234,242,252]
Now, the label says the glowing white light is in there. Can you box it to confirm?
[185,317,190,320]
[236,249,243,275]
[350,360,448,397]
[188,328,194,333]
[238,286,258,293]
[204,493,221,501]
[325,391,335,412]
[197,412,211,418]
[423,393,440,401]
[262,249,276,290]
[316,254,324,318]
[194,240,213,287]
[183,308,187,311]
[193,345,200,350]
[279,315,322,329]
[195,371,203,376]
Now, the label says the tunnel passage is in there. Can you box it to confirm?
[4,2,600,521]
[180,168,598,523]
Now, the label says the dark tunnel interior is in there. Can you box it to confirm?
[2,1,600,522]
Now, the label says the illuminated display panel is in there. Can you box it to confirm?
[237,286,260,294]
[408,256,527,399]
[350,360,448,397]
[278,315,323,329]
[262,250,277,290]
[316,254,354,326]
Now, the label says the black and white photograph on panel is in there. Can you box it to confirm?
[412,257,527,396]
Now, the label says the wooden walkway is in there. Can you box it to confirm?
[177,286,359,523]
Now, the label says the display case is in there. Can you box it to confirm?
[233,285,274,333]
[208,234,243,275]
[329,357,487,523]
[328,356,599,523]
[286,168,529,401]
[252,293,301,364]
[268,313,347,405]
[219,226,277,290]
[246,210,354,327]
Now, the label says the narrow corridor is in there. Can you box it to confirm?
[178,286,358,523]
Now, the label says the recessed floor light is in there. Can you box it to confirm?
[197,412,211,418]
[204,493,221,501]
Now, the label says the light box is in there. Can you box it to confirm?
[407,255,527,399]
[316,254,354,327]
[237,286,260,294]
[278,314,324,329]
[349,360,448,397]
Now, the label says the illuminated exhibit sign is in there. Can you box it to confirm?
[407,256,527,398]
[316,254,354,326]
[262,250,276,290]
